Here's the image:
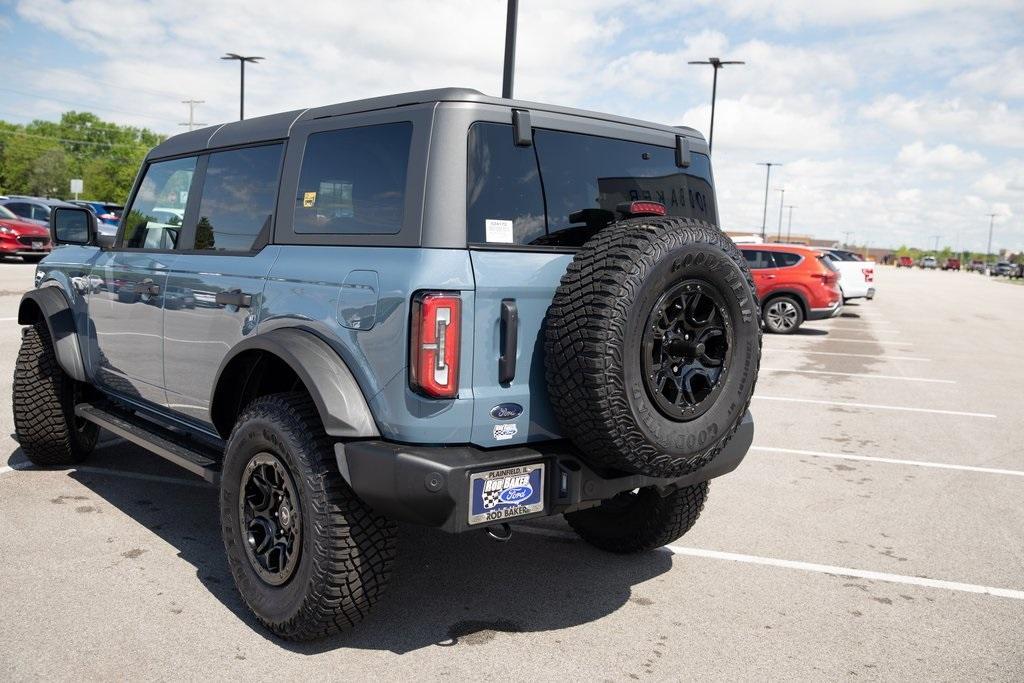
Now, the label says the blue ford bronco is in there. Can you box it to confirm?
[15,88,760,640]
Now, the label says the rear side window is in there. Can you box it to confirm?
[773,251,802,267]
[193,144,283,252]
[293,122,412,235]
[467,123,546,245]
[466,124,717,248]
[742,250,776,269]
[122,156,196,250]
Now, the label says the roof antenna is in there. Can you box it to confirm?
[502,0,518,98]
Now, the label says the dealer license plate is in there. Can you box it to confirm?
[468,463,545,525]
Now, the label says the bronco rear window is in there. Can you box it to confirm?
[467,123,717,249]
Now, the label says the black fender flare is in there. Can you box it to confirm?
[18,287,88,382]
[211,327,379,439]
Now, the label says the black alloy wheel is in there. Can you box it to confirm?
[642,280,732,422]
[239,452,302,586]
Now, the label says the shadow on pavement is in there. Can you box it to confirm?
[64,442,672,655]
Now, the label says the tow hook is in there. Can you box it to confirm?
[485,523,512,542]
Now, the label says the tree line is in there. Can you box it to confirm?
[0,112,165,203]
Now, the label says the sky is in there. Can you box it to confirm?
[1,0,1022,252]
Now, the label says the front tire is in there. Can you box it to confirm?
[763,296,803,334]
[566,482,709,553]
[13,322,98,465]
[220,392,396,641]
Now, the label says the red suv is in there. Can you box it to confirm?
[739,243,842,333]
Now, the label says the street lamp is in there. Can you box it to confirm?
[985,213,998,268]
[687,57,744,153]
[785,205,796,243]
[221,53,264,120]
[502,0,519,98]
[775,188,785,243]
[756,162,780,241]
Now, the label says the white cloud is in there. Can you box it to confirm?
[952,47,1024,100]
[896,141,985,169]
[861,94,1024,148]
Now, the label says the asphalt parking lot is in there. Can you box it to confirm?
[1,261,1022,680]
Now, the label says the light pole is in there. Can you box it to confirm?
[221,53,263,120]
[502,0,519,98]
[985,213,998,267]
[687,57,744,153]
[775,188,785,243]
[785,205,796,242]
[756,162,780,241]
[932,235,940,253]
[842,230,852,246]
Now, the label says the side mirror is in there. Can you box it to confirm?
[50,207,97,246]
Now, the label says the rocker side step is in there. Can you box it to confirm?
[75,403,221,485]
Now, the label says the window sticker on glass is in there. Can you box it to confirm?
[303,191,316,208]
[485,218,514,243]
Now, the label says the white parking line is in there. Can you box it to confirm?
[797,338,913,346]
[752,446,1024,477]
[514,526,1024,600]
[753,395,996,418]
[760,367,955,384]
[769,349,932,362]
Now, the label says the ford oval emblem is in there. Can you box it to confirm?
[489,403,523,420]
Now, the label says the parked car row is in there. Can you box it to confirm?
[0,195,122,243]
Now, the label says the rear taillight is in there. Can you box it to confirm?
[862,268,874,283]
[410,292,461,399]
[617,201,667,217]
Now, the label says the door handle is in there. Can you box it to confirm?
[215,289,252,308]
[499,299,518,384]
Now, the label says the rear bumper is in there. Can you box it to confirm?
[337,412,754,534]
[807,299,843,321]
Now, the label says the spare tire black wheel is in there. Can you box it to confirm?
[545,217,760,478]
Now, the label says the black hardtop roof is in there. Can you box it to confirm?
[148,87,703,160]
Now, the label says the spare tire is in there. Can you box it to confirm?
[545,216,760,478]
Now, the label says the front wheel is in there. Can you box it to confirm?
[13,322,98,465]
[220,392,396,641]
[565,482,709,553]
[763,296,803,334]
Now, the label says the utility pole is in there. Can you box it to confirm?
[501,0,519,99]
[775,188,785,243]
[179,99,206,131]
[842,231,852,246]
[221,53,264,120]
[687,57,744,153]
[785,205,796,243]
[932,235,940,252]
[985,213,998,267]
[756,162,780,241]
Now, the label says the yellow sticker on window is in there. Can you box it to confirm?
[302,191,317,208]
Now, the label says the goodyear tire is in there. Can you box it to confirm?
[545,217,760,478]
[220,391,396,641]
[13,322,98,466]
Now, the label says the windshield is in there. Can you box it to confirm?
[0,206,17,220]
